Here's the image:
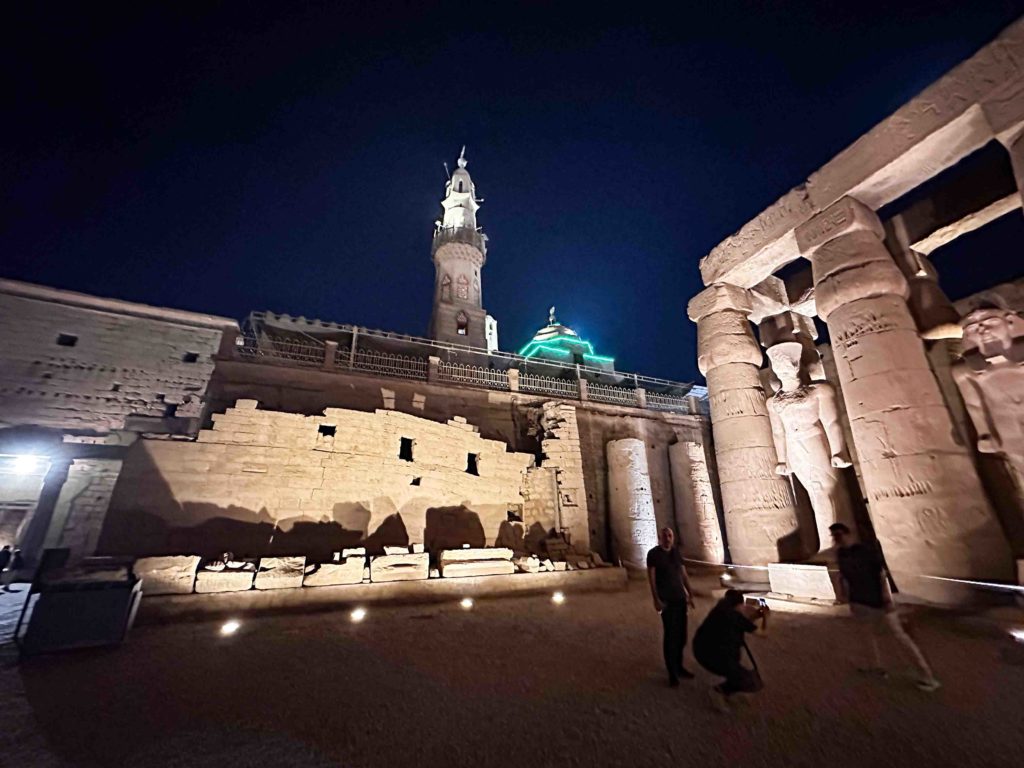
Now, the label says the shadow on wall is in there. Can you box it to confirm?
[95,447,520,559]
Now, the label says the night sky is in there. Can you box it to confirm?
[5,2,1023,383]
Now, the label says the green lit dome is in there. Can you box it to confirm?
[517,307,614,368]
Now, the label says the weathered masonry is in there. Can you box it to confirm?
[689,18,1024,603]
[0,279,237,564]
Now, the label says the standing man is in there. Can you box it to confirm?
[829,523,941,692]
[647,526,696,687]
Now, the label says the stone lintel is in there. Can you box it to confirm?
[911,194,1022,255]
[697,18,1024,288]
[795,197,883,254]
[687,283,753,322]
[893,145,1020,254]
[982,74,1024,145]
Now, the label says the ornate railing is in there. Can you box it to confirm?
[519,372,580,398]
[646,391,693,412]
[437,361,509,390]
[588,382,638,406]
[347,350,429,380]
[236,338,325,367]
[431,226,487,257]
[234,312,707,415]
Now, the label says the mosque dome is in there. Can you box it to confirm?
[517,307,614,370]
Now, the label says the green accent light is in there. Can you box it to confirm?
[518,337,614,366]
[517,338,594,358]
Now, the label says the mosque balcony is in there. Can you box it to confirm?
[231,311,708,416]
[431,225,487,257]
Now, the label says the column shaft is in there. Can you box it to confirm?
[803,201,1013,601]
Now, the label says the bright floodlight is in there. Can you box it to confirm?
[1011,628,1024,644]
[12,455,43,475]
[460,597,474,610]
[552,591,566,604]
[350,607,367,622]
[220,620,240,636]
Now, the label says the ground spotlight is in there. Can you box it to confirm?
[551,591,565,605]
[220,620,240,636]
[460,597,474,610]
[1011,628,1024,644]
[350,607,367,622]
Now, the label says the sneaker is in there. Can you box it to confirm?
[708,686,731,714]
[916,678,942,693]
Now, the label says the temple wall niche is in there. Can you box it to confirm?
[99,401,543,558]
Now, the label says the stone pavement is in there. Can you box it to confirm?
[2,578,1022,768]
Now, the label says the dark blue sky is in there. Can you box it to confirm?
[4,2,1023,382]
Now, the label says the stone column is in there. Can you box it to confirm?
[798,197,1013,602]
[668,441,725,564]
[507,368,520,392]
[687,284,801,565]
[427,355,440,383]
[606,438,658,571]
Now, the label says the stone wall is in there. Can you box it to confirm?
[208,358,713,560]
[0,284,232,434]
[50,458,121,558]
[100,401,547,558]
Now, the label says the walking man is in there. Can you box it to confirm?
[829,523,941,692]
[646,526,695,687]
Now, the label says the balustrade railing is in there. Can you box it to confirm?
[646,391,693,412]
[437,361,509,390]
[588,382,639,406]
[347,349,429,380]
[233,321,705,415]
[236,337,325,367]
[519,372,580,398]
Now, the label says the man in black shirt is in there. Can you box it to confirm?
[830,523,940,692]
[646,527,695,686]
[693,589,766,712]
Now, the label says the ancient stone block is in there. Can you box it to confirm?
[370,552,429,582]
[767,563,838,601]
[194,569,255,593]
[255,556,305,590]
[303,558,363,587]
[135,555,201,595]
[440,561,516,578]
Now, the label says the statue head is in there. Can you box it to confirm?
[961,307,1024,362]
[766,342,805,391]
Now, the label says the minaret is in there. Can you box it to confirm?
[429,148,490,348]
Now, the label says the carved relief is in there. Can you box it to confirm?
[766,342,854,552]
[952,306,1024,486]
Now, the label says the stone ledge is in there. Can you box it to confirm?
[135,567,629,625]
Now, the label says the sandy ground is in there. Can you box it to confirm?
[2,576,1023,768]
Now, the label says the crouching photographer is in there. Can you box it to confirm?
[693,589,768,712]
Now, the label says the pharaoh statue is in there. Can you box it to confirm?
[766,341,854,554]
[952,306,1024,486]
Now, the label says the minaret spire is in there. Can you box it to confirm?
[428,148,492,348]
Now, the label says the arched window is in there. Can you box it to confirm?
[441,274,452,302]
[456,311,469,336]
[456,274,469,300]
